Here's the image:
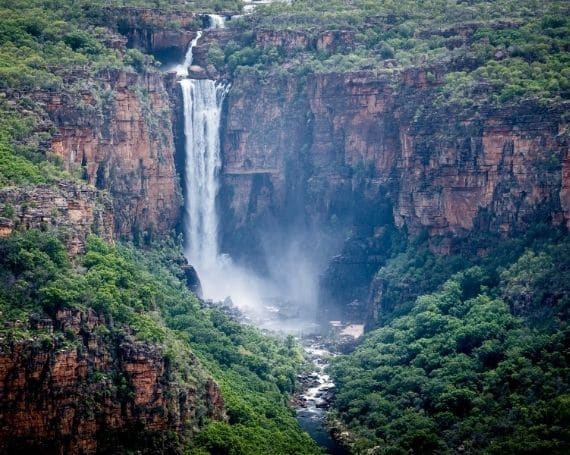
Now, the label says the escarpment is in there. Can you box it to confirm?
[99,7,200,60]
[216,67,568,312]
[221,69,567,246]
[6,8,562,321]
[0,0,570,454]
[48,69,181,242]
[0,310,224,455]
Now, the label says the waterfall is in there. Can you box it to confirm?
[207,14,226,29]
[176,14,319,324]
[176,31,203,77]
[176,16,230,288]
[181,79,228,270]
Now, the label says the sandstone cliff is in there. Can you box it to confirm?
[0,181,113,255]
[0,309,224,454]
[48,69,181,242]
[217,68,568,309]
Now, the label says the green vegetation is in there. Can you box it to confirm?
[222,0,569,108]
[329,226,570,454]
[0,230,320,454]
[371,226,570,325]
[0,2,120,186]
[0,0,568,453]
[97,0,243,12]
[435,17,570,107]
[0,4,130,91]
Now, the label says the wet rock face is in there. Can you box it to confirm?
[219,73,313,266]
[182,262,203,298]
[47,69,181,242]
[0,309,224,454]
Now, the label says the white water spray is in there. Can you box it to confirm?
[181,79,228,270]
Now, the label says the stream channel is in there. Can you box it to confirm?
[229,306,362,453]
[294,336,348,455]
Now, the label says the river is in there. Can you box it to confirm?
[295,336,348,455]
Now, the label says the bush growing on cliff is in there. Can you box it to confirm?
[207,45,225,71]
[125,48,147,73]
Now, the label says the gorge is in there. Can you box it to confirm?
[0,0,568,454]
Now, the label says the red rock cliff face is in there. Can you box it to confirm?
[48,70,181,241]
[307,71,567,243]
[219,69,568,309]
[0,310,224,454]
[0,182,113,255]
[219,74,311,262]
[221,70,568,250]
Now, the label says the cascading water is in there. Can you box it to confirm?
[181,79,228,270]
[177,19,230,299]
[175,31,202,77]
[207,14,226,29]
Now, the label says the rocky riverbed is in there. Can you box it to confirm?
[294,336,348,455]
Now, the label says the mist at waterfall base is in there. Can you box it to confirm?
[190,228,329,335]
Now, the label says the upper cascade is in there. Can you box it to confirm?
[175,30,202,77]
[174,15,224,77]
[207,14,226,29]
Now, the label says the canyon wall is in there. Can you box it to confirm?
[48,69,181,242]
[0,309,224,454]
[219,74,312,265]
[219,68,568,312]
[62,17,564,315]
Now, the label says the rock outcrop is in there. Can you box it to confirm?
[47,69,181,241]
[0,181,113,254]
[0,309,224,454]
[99,7,200,60]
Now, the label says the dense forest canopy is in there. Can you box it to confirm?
[329,226,570,454]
